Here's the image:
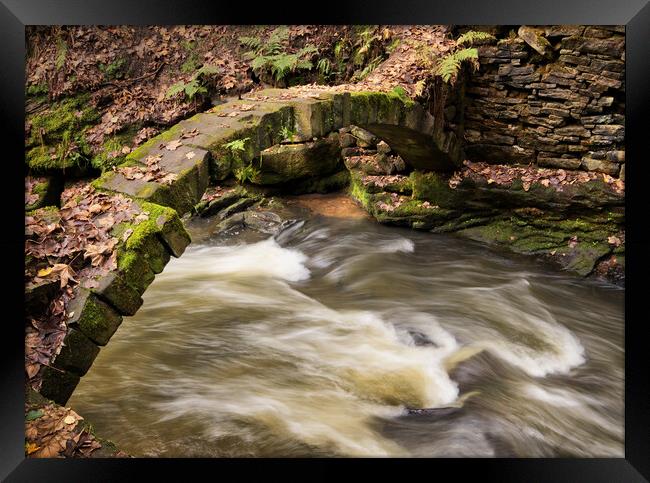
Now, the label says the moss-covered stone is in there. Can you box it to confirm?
[91,127,140,172]
[564,242,612,276]
[410,171,461,207]
[25,176,63,211]
[455,211,618,277]
[197,191,245,218]
[50,328,100,376]
[347,169,411,195]
[39,367,80,405]
[217,197,259,220]
[140,201,192,257]
[67,288,123,346]
[256,137,343,184]
[91,270,144,316]
[349,170,375,212]
[123,223,170,275]
[95,146,210,216]
[116,248,156,291]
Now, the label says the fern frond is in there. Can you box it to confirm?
[195,64,220,77]
[184,79,206,100]
[298,45,318,57]
[165,81,186,99]
[355,56,383,80]
[270,53,298,81]
[317,58,332,75]
[267,27,290,55]
[234,163,260,184]
[456,30,496,47]
[251,55,269,70]
[437,47,479,84]
[239,36,261,51]
[224,137,250,153]
[295,58,313,71]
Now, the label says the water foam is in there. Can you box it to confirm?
[165,238,311,282]
[454,278,586,377]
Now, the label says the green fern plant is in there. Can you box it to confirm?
[317,58,332,76]
[165,78,205,100]
[55,36,67,70]
[239,36,261,51]
[353,26,381,66]
[224,137,258,183]
[233,163,260,184]
[279,123,297,142]
[223,137,249,153]
[456,30,496,47]
[266,27,290,55]
[437,47,479,84]
[241,27,318,83]
[165,63,221,101]
[354,56,383,80]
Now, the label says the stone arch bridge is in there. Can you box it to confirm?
[39,87,464,404]
[97,88,463,214]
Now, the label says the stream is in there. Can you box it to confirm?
[69,194,624,457]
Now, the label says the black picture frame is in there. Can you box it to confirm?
[2,1,648,480]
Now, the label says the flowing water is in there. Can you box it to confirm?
[69,194,624,457]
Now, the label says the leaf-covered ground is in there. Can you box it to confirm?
[25,391,129,458]
[449,160,625,193]
[27,25,428,156]
[25,183,149,390]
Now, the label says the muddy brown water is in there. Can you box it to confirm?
[69,194,624,457]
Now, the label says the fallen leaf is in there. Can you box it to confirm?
[607,235,622,247]
[134,212,149,223]
[26,363,40,379]
[37,267,53,277]
[25,442,40,455]
[180,128,199,139]
[26,409,44,421]
[165,139,182,151]
[185,151,196,160]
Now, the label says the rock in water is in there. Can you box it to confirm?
[243,210,283,234]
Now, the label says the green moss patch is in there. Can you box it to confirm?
[26,94,100,173]
[67,288,123,346]
[410,171,460,207]
[91,126,140,172]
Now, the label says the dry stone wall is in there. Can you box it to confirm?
[463,25,625,179]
